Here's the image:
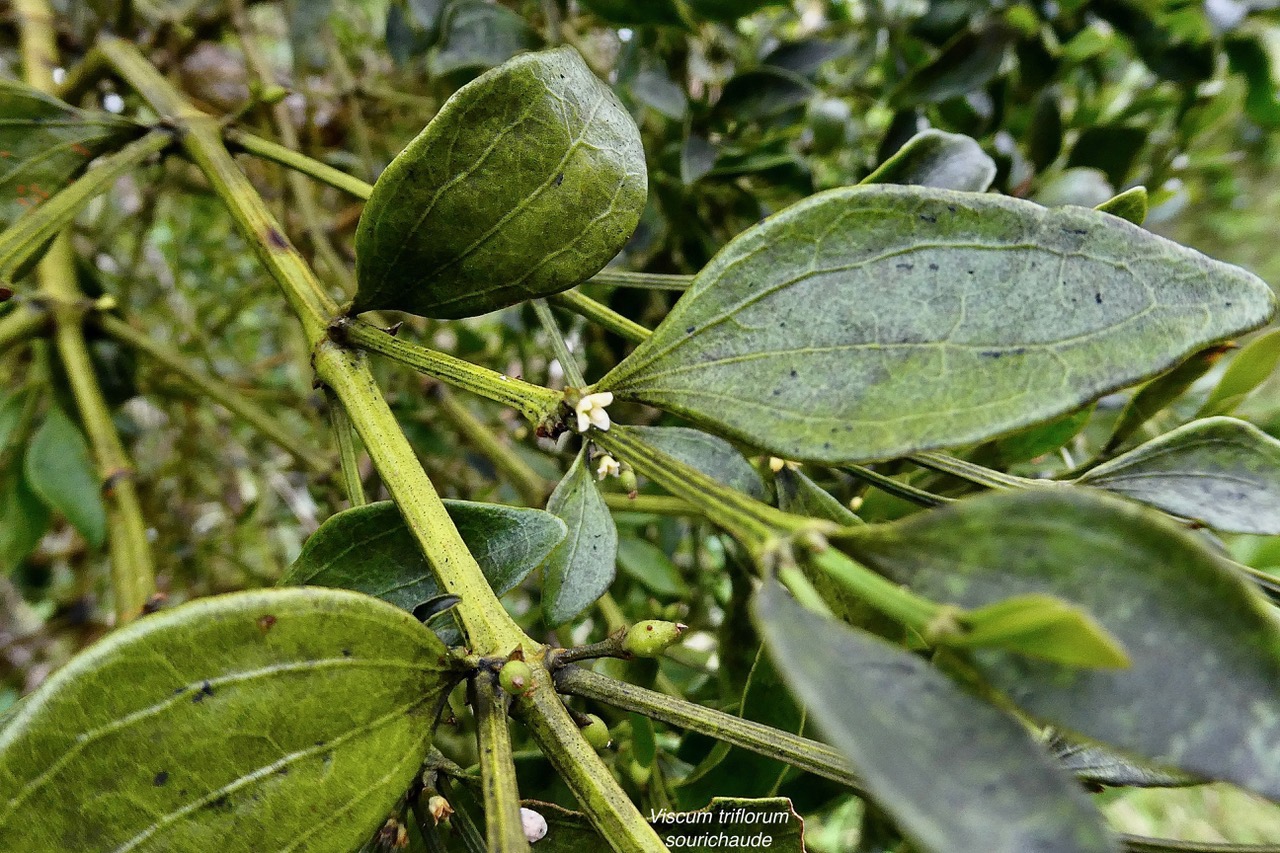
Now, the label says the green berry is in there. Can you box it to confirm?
[622,620,687,657]
[581,714,611,750]
[499,659,534,694]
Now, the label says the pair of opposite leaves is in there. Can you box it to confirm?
[355,47,1276,465]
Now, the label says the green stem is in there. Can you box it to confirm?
[336,317,562,425]
[843,464,952,507]
[435,387,547,506]
[555,666,862,792]
[226,128,373,200]
[0,303,47,358]
[549,291,651,343]
[0,129,174,282]
[532,298,586,387]
[601,493,702,517]
[593,424,806,547]
[55,45,107,103]
[96,313,332,476]
[906,451,1042,491]
[809,546,941,632]
[472,671,531,853]
[589,270,691,291]
[18,0,155,623]
[228,0,354,295]
[438,777,489,853]
[325,388,366,506]
[513,679,666,853]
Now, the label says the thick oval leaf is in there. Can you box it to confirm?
[0,588,453,852]
[626,425,766,500]
[24,407,106,548]
[1077,417,1280,534]
[754,582,1116,853]
[281,499,567,611]
[542,447,618,626]
[616,536,689,598]
[354,47,646,319]
[841,488,1280,801]
[597,186,1276,464]
[0,79,141,232]
[863,130,996,192]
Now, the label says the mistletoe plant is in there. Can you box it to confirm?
[4,3,1280,853]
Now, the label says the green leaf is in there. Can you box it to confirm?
[1077,417,1280,534]
[0,79,141,233]
[597,186,1276,464]
[0,389,25,450]
[543,447,618,626]
[1050,736,1198,789]
[1094,187,1148,226]
[626,425,767,500]
[984,406,1092,466]
[426,0,540,76]
[754,582,1116,853]
[1103,345,1229,453]
[842,488,1280,801]
[959,593,1130,670]
[775,466,861,525]
[280,499,566,611]
[354,47,646,319]
[890,24,1016,107]
[713,69,815,123]
[0,467,50,575]
[617,536,690,598]
[577,0,686,26]
[0,588,453,852]
[1198,327,1280,417]
[24,407,106,548]
[863,130,996,192]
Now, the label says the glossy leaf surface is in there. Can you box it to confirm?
[843,489,1280,801]
[863,130,996,192]
[354,47,646,319]
[1078,417,1280,534]
[542,447,617,626]
[24,407,106,548]
[598,186,1275,463]
[0,588,452,852]
[755,582,1116,853]
[281,499,565,611]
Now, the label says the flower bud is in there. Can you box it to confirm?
[499,659,534,694]
[520,807,548,843]
[622,620,687,657]
[427,795,453,824]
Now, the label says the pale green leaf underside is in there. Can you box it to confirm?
[754,582,1116,853]
[0,588,452,853]
[280,499,566,612]
[543,447,618,626]
[598,186,1276,463]
[354,46,646,319]
[1077,416,1280,534]
[842,488,1280,801]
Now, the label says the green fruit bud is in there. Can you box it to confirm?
[499,660,534,694]
[622,620,687,657]
[581,714,611,750]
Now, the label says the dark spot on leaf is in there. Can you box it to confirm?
[919,213,936,223]
[154,771,169,786]
[266,228,289,250]
[928,263,938,271]
[554,172,564,187]
[981,351,1002,359]
[1064,227,1088,236]
[0,287,12,302]
[896,263,913,271]
[790,369,798,378]
[207,795,231,811]
[193,681,214,703]
[686,326,696,334]
[947,205,956,213]
[1094,293,1103,305]
[276,766,289,776]
[257,614,276,633]
[341,648,352,657]
[966,270,974,275]
[1225,302,1233,308]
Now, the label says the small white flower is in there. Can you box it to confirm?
[596,454,620,480]
[574,391,614,433]
[520,807,548,843]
